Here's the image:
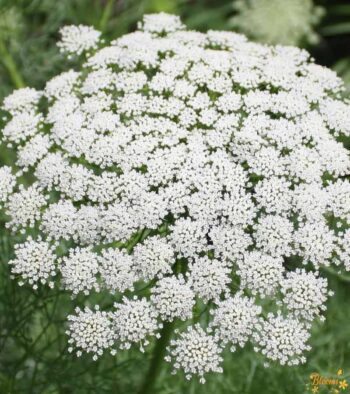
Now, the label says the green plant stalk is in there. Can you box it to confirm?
[99,0,114,32]
[321,266,350,283]
[138,321,175,394]
[0,39,25,89]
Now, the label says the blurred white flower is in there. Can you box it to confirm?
[231,0,324,46]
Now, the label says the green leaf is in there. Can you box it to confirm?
[321,22,350,35]
[328,4,350,15]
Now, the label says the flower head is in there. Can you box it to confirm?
[67,306,116,360]
[1,12,349,382]
[58,25,101,56]
[151,276,195,321]
[9,237,56,289]
[210,293,262,350]
[166,324,223,383]
[113,296,161,352]
[252,313,311,366]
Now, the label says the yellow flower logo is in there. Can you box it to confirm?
[307,369,348,393]
[339,380,348,390]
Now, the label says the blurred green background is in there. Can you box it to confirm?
[0,0,350,393]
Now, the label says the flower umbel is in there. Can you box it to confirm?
[1,12,350,384]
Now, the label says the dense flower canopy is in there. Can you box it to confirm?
[1,12,349,383]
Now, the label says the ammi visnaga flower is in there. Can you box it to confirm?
[1,12,349,384]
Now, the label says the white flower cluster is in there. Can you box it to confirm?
[59,247,100,296]
[98,248,136,293]
[280,269,331,322]
[57,25,101,56]
[151,276,195,321]
[113,296,161,352]
[231,0,324,46]
[9,237,56,289]
[237,252,284,297]
[209,293,262,350]
[0,166,16,203]
[133,236,175,280]
[67,306,116,360]
[165,324,223,383]
[2,87,41,114]
[1,13,349,383]
[6,184,47,230]
[252,313,311,366]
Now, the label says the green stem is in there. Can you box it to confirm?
[126,228,151,253]
[321,266,350,283]
[138,321,175,394]
[0,39,25,89]
[99,0,114,32]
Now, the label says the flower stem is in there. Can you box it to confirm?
[0,39,25,89]
[99,0,114,32]
[321,266,350,283]
[138,321,175,394]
